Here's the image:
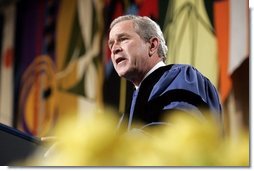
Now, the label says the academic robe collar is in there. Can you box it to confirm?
[134,61,166,89]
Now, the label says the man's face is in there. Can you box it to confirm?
[108,20,150,83]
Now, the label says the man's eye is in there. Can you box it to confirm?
[120,37,127,41]
[108,43,113,50]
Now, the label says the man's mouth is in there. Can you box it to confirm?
[115,57,126,65]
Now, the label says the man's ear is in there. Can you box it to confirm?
[149,37,159,56]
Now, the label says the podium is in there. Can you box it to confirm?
[0,123,47,165]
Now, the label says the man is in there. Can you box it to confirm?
[108,15,222,132]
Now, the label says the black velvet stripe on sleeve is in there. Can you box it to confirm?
[142,89,210,123]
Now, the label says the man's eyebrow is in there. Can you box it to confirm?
[117,33,129,38]
[112,33,130,40]
[108,33,129,47]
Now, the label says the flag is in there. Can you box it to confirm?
[55,0,100,121]
[214,0,231,103]
[0,3,16,126]
[214,0,249,102]
[15,0,58,136]
[164,0,219,87]
[228,0,249,74]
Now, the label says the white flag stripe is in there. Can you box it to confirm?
[77,0,93,50]
[0,4,16,126]
[229,0,249,73]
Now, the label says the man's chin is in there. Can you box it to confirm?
[117,72,126,77]
[115,66,125,74]
[116,70,128,78]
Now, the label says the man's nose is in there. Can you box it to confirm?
[112,45,122,54]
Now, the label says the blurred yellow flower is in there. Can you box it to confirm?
[20,108,249,166]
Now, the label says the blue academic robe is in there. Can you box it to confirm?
[126,64,222,131]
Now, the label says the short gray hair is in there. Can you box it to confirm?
[110,15,168,61]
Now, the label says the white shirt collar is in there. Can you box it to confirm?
[135,61,166,89]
